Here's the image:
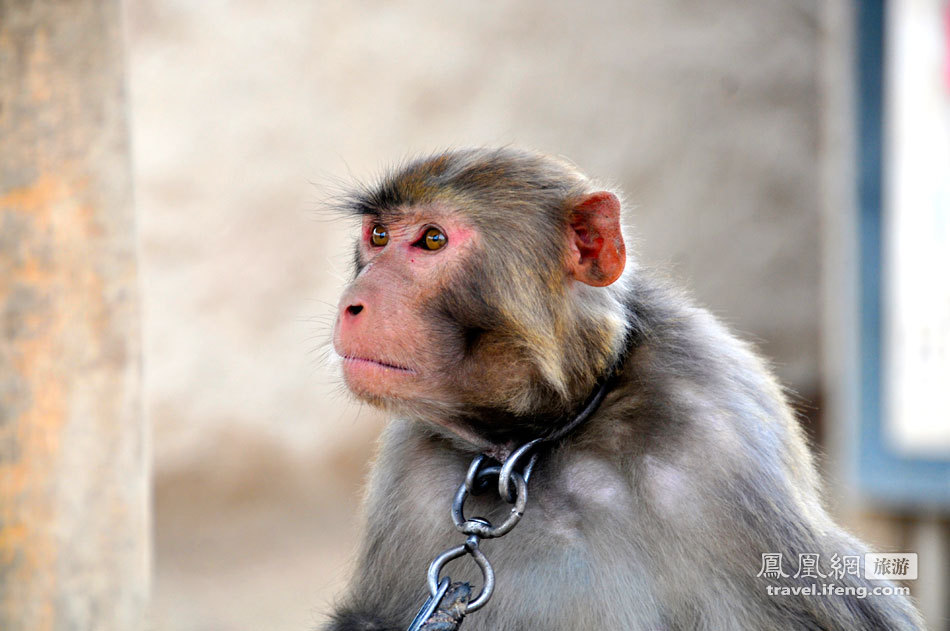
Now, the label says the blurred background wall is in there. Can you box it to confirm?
[4,0,928,629]
[127,1,828,629]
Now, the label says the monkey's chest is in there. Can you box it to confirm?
[402,482,667,630]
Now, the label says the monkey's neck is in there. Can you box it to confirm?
[444,334,634,460]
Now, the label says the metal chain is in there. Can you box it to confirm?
[403,352,628,630]
[407,438,541,631]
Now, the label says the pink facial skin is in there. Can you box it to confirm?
[333,209,478,402]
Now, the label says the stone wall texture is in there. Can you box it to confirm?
[0,1,146,629]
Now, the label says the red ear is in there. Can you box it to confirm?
[566,191,626,287]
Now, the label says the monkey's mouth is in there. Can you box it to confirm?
[341,355,417,374]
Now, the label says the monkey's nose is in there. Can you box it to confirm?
[345,303,364,317]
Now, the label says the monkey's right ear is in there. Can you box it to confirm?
[566,191,626,287]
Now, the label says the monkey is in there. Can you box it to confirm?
[325,147,924,630]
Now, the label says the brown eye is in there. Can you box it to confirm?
[371,225,389,246]
[423,227,447,251]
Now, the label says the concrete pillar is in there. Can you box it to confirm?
[0,1,148,630]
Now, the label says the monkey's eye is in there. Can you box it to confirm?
[421,227,447,251]
[370,225,389,247]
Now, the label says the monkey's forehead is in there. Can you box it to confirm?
[356,202,460,224]
[344,148,593,219]
[346,183,459,218]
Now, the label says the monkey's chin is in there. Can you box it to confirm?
[341,356,420,401]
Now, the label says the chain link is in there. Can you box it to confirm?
[406,440,540,630]
[404,356,625,631]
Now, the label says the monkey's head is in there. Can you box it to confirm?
[333,148,632,443]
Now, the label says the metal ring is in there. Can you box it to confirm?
[427,544,467,597]
[463,455,487,494]
[522,452,539,484]
[452,483,495,537]
[498,439,541,502]
[462,536,495,612]
[452,471,527,538]
[465,464,501,496]
[426,537,495,613]
[452,466,501,537]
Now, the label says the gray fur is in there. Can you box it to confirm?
[325,150,924,631]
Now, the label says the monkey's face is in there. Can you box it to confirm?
[332,149,628,437]
[333,196,627,437]
[333,207,485,416]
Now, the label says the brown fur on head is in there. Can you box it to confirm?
[333,148,632,444]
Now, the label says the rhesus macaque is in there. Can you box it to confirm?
[327,148,923,630]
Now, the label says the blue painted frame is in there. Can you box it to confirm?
[856,0,950,509]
